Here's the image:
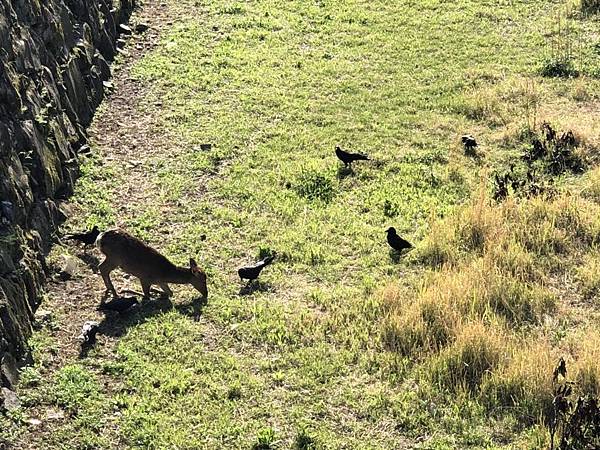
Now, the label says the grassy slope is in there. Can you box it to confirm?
[3,0,600,448]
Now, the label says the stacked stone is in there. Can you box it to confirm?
[0,0,134,404]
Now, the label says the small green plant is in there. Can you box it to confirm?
[19,367,42,388]
[54,365,101,412]
[540,57,580,78]
[540,6,582,78]
[382,199,399,218]
[252,427,277,450]
[295,169,335,203]
[226,383,242,400]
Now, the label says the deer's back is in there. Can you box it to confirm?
[97,229,176,280]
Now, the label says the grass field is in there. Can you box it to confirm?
[3,0,600,448]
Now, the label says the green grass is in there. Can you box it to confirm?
[4,0,600,448]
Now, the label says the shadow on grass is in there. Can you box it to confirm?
[337,166,354,179]
[238,280,274,296]
[95,295,173,337]
[389,248,412,264]
[174,296,207,322]
[78,294,207,358]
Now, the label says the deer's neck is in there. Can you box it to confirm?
[163,265,192,284]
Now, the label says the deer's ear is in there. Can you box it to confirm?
[190,258,198,268]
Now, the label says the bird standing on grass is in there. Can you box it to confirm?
[238,254,276,283]
[461,135,477,154]
[385,227,412,253]
[78,321,100,346]
[335,146,369,168]
[65,225,100,246]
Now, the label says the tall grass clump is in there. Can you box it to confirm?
[571,329,600,396]
[540,7,581,78]
[575,251,600,299]
[427,321,507,393]
[481,339,556,421]
[384,184,600,424]
[581,167,600,203]
[458,77,541,129]
[382,279,460,357]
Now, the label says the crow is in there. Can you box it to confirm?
[65,225,100,246]
[98,296,139,313]
[461,135,477,154]
[78,321,100,345]
[335,146,369,168]
[238,254,276,282]
[385,227,412,253]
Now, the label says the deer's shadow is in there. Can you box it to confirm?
[78,292,207,358]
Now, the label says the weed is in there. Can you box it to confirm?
[294,168,335,203]
[226,383,242,400]
[540,57,580,78]
[540,6,581,78]
[546,358,600,449]
[253,427,277,450]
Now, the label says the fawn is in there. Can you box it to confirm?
[96,229,208,300]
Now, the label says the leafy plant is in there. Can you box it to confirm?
[540,57,579,78]
[295,427,318,450]
[547,359,600,450]
[491,123,585,202]
[252,427,277,450]
[295,169,335,203]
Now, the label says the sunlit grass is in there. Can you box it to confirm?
[7,0,600,448]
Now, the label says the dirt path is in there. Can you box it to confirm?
[19,2,187,447]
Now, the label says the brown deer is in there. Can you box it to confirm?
[96,229,208,301]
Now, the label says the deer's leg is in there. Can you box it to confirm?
[98,257,118,300]
[159,283,173,298]
[140,279,152,299]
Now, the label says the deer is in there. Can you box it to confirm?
[96,229,208,301]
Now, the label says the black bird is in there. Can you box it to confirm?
[65,225,100,246]
[461,135,477,154]
[78,321,100,345]
[238,254,276,282]
[385,227,412,253]
[335,146,369,168]
[98,296,139,313]
[553,357,567,383]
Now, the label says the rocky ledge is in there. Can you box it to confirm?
[0,0,134,404]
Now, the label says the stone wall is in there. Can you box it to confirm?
[0,0,134,395]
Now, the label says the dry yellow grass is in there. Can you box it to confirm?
[570,328,600,395]
[384,183,600,420]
